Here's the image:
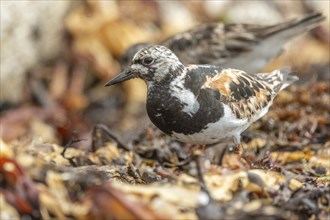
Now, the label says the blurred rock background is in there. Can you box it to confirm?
[1,1,71,102]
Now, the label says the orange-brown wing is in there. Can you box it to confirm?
[203,68,273,119]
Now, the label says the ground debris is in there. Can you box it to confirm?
[1,1,329,219]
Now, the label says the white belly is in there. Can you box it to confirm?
[171,103,271,145]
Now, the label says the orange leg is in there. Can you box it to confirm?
[234,144,252,169]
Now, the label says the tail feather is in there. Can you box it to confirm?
[280,67,299,91]
[257,67,299,93]
[258,12,325,38]
[224,13,325,73]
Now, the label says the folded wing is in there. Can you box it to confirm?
[201,68,275,120]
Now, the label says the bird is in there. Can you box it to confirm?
[121,13,324,73]
[106,45,298,153]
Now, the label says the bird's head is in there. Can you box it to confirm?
[105,45,185,86]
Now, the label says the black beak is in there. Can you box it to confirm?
[105,69,137,87]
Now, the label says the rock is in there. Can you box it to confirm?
[0,1,71,103]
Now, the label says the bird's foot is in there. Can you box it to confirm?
[234,144,252,169]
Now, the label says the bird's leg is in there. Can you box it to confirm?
[205,143,227,166]
[233,143,243,155]
[192,145,208,191]
[191,146,214,213]
[193,154,206,188]
[233,137,252,169]
[216,145,227,166]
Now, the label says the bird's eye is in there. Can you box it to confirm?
[142,57,154,65]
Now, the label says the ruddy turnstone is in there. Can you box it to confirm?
[107,45,298,148]
[121,13,324,73]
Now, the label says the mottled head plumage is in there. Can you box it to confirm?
[105,45,185,86]
[133,45,180,62]
[129,45,185,83]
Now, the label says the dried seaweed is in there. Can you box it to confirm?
[1,1,329,220]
